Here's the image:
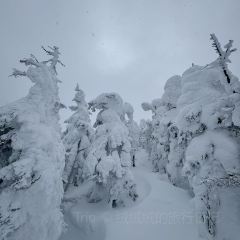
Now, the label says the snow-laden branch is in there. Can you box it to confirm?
[42,46,65,74]
[19,57,40,67]
[201,172,240,188]
[210,33,237,84]
[9,68,26,77]
[10,46,65,78]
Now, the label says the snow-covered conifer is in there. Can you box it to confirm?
[0,47,65,240]
[62,84,93,191]
[123,102,140,167]
[141,99,164,172]
[83,93,138,208]
[141,76,181,174]
[176,35,240,239]
[139,119,154,155]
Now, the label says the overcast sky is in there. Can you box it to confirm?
[1,0,240,124]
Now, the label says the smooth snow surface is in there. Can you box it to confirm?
[60,164,202,240]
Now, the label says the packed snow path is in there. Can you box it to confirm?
[60,167,202,240]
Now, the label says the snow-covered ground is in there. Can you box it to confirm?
[60,155,202,240]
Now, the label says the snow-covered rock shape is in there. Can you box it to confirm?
[0,48,65,240]
[62,84,93,191]
[84,93,138,208]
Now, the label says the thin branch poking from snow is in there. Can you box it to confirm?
[210,33,237,84]
[41,45,65,74]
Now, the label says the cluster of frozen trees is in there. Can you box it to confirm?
[0,46,140,239]
[1,34,240,240]
[62,91,139,207]
[142,34,240,240]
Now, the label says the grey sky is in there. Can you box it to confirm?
[1,0,240,124]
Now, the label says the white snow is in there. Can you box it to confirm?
[60,158,202,240]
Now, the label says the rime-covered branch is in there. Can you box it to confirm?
[42,46,65,74]
[201,172,240,188]
[9,54,39,78]
[210,34,223,57]
[9,68,26,78]
[210,33,237,84]
[19,57,40,67]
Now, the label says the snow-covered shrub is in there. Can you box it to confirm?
[83,93,138,207]
[0,47,65,240]
[62,84,93,191]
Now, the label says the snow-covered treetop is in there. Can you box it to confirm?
[65,84,90,126]
[176,35,240,131]
[72,83,85,103]
[141,98,162,115]
[124,102,134,122]
[142,75,181,118]
[161,75,181,108]
[42,46,65,74]
[210,34,236,68]
[89,93,123,111]
[209,33,237,90]
[4,46,66,126]
[10,45,64,78]
[89,93,136,125]
[68,84,88,111]
[89,92,127,121]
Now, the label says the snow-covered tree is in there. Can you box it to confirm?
[176,35,240,239]
[141,98,164,172]
[123,102,140,167]
[139,119,153,155]
[139,34,240,239]
[0,47,65,240]
[83,93,138,208]
[141,76,182,174]
[62,84,93,191]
